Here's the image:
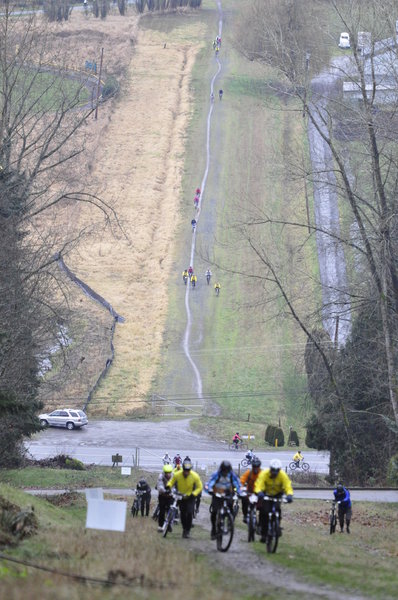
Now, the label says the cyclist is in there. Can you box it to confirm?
[245,448,255,463]
[210,92,214,103]
[191,218,197,231]
[293,450,304,467]
[162,452,171,465]
[190,274,197,288]
[334,483,352,533]
[194,195,199,208]
[232,432,241,449]
[188,266,193,279]
[219,89,223,100]
[167,460,203,539]
[206,268,212,284]
[173,454,181,467]
[156,464,174,531]
[135,478,152,517]
[240,456,262,523]
[206,461,241,540]
[195,188,201,196]
[214,282,221,296]
[254,458,293,542]
[182,270,189,285]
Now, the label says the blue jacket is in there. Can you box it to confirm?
[206,469,241,494]
[333,486,351,508]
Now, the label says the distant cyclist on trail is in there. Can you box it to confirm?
[210,92,214,103]
[293,450,304,467]
[182,269,189,285]
[214,282,221,296]
[188,266,193,279]
[206,269,212,285]
[191,218,197,231]
[191,274,197,288]
[219,89,223,100]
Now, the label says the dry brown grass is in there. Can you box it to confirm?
[35,11,205,413]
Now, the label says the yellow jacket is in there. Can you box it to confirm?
[293,452,303,462]
[167,470,203,497]
[254,468,293,497]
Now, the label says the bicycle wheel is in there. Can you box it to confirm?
[241,458,249,468]
[162,507,176,538]
[229,443,238,451]
[248,506,256,542]
[216,510,234,553]
[329,513,337,534]
[131,500,139,517]
[302,462,310,472]
[289,461,297,471]
[266,515,279,553]
[241,443,248,451]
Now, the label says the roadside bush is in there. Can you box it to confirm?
[65,458,85,471]
[288,429,300,446]
[387,453,398,486]
[265,425,285,446]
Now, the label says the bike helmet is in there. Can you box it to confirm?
[182,460,192,471]
[220,460,232,473]
[163,464,173,473]
[251,457,261,468]
[269,459,282,473]
[336,483,344,492]
[138,479,147,486]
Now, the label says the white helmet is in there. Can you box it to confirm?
[270,459,282,471]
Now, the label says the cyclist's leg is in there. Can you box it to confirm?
[259,501,269,541]
[241,495,249,522]
[346,507,351,532]
[210,497,218,538]
[338,504,345,532]
[145,493,151,516]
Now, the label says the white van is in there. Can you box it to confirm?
[338,32,350,49]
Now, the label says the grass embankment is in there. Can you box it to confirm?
[0,482,303,600]
[248,500,398,599]
[152,0,317,446]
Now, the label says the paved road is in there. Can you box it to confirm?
[25,418,330,473]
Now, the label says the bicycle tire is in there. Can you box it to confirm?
[289,461,297,471]
[131,500,139,517]
[266,515,279,553]
[330,513,337,534]
[248,506,256,543]
[152,504,160,521]
[241,458,250,468]
[302,462,310,472]
[216,510,234,553]
[162,507,176,538]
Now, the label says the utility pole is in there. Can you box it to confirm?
[303,51,310,118]
[95,47,104,120]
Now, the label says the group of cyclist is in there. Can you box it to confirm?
[133,453,352,541]
[182,265,221,294]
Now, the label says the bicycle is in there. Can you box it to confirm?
[289,460,310,472]
[212,492,235,552]
[247,493,260,542]
[151,502,160,521]
[131,490,146,517]
[162,491,183,538]
[262,495,286,553]
[228,441,248,451]
[328,500,339,534]
[206,272,211,285]
[240,452,256,468]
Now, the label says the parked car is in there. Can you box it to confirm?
[39,409,88,430]
[338,32,350,48]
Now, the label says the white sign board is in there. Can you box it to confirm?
[86,499,127,532]
[85,488,104,501]
[121,467,131,476]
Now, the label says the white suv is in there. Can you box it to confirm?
[39,409,88,430]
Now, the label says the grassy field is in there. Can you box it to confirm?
[0,479,396,599]
[150,0,318,446]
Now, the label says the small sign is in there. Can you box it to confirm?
[121,467,131,476]
[85,488,103,501]
[86,499,127,532]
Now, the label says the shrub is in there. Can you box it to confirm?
[265,425,284,446]
[288,429,300,446]
[65,458,85,471]
[102,76,119,100]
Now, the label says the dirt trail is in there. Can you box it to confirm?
[192,507,367,600]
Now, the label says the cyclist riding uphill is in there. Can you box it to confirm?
[167,460,203,539]
[156,464,174,531]
[334,483,352,533]
[232,432,241,449]
[240,456,262,524]
[205,460,241,540]
[293,450,304,466]
[254,459,293,543]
